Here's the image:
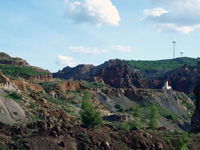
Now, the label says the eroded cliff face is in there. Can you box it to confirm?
[189,81,200,132]
[55,81,85,92]
[22,74,53,82]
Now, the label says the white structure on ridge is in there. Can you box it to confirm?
[162,81,172,90]
[180,50,184,57]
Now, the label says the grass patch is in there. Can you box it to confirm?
[188,94,195,102]
[0,142,5,150]
[40,93,78,117]
[164,137,174,147]
[0,64,48,78]
[80,81,106,88]
[121,120,141,130]
[4,91,22,103]
[79,133,91,143]
[178,93,195,114]
[123,57,199,71]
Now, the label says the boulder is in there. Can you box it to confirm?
[103,114,127,122]
[0,96,26,124]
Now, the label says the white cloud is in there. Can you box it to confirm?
[143,7,168,17]
[143,0,200,33]
[56,55,76,67]
[69,46,108,55]
[154,23,195,34]
[64,0,120,26]
[112,45,132,52]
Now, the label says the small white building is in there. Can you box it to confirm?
[162,81,172,90]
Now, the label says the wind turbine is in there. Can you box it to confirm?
[172,40,176,59]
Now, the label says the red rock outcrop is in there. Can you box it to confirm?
[96,63,145,88]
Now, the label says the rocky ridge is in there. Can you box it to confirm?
[54,60,145,89]
[0,53,53,82]
[0,52,29,67]
[54,59,200,95]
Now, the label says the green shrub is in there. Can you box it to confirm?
[115,103,124,112]
[80,81,106,88]
[9,92,22,99]
[121,120,141,130]
[188,94,195,102]
[149,105,158,131]
[13,112,18,116]
[4,91,22,103]
[175,132,190,150]
[134,105,141,118]
[166,114,175,120]
[115,103,122,109]
[164,137,173,146]
[80,91,103,128]
[79,133,91,143]
[0,143,5,150]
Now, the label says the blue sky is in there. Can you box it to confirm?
[1,0,200,72]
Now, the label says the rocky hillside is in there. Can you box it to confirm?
[0,53,53,82]
[0,72,198,149]
[0,54,200,149]
[2,72,193,132]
